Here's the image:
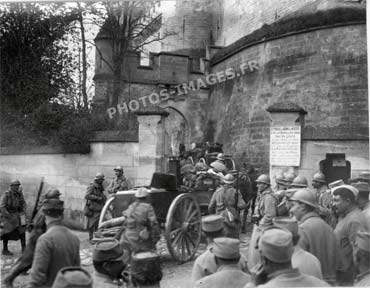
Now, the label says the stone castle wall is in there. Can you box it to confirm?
[206,24,368,172]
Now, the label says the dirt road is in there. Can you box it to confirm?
[1,228,252,288]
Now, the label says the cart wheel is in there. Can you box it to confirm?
[98,196,115,228]
[165,193,202,263]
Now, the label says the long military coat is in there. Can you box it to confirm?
[0,189,27,238]
[121,200,160,253]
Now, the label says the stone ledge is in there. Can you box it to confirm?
[266,102,308,114]
[90,130,138,142]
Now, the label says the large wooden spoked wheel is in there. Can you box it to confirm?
[165,193,202,263]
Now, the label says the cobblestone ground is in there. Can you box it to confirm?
[1,224,252,288]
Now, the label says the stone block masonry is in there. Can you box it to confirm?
[206,24,368,172]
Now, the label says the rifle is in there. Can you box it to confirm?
[31,177,44,221]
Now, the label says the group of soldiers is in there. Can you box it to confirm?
[1,165,162,287]
[191,170,370,287]
[2,159,370,287]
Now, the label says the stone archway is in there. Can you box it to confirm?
[163,106,190,157]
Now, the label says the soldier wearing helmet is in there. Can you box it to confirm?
[120,188,160,253]
[85,173,106,242]
[284,172,296,186]
[252,174,278,225]
[0,179,27,256]
[274,173,288,200]
[210,153,228,175]
[289,188,338,285]
[311,172,334,226]
[290,175,308,189]
[208,174,246,238]
[107,166,131,194]
[3,189,62,286]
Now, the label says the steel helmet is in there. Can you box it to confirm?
[94,173,105,180]
[114,166,124,172]
[312,172,326,183]
[10,179,21,186]
[284,173,296,184]
[275,173,286,185]
[256,174,270,185]
[290,175,308,188]
[45,189,61,199]
[289,188,318,209]
[216,153,225,161]
[223,174,235,184]
[135,187,149,198]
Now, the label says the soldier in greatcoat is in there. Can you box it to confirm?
[85,173,106,241]
[107,166,131,194]
[0,179,27,256]
[289,188,339,285]
[26,199,80,288]
[247,228,329,287]
[208,174,246,238]
[3,189,61,287]
[120,187,160,254]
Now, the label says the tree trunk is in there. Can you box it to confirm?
[77,3,88,110]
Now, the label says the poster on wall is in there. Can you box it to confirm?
[270,126,301,166]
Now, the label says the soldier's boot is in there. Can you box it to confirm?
[2,240,13,256]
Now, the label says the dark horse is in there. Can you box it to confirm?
[237,164,258,233]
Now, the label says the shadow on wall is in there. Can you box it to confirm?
[204,119,216,142]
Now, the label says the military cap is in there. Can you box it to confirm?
[45,189,61,199]
[52,266,92,288]
[42,199,64,211]
[10,179,21,186]
[135,187,149,198]
[355,232,370,252]
[328,179,344,189]
[211,237,240,259]
[201,215,223,232]
[273,217,298,237]
[114,166,124,171]
[93,239,129,262]
[332,184,359,198]
[258,227,293,263]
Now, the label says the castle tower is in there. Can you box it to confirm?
[160,0,223,62]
